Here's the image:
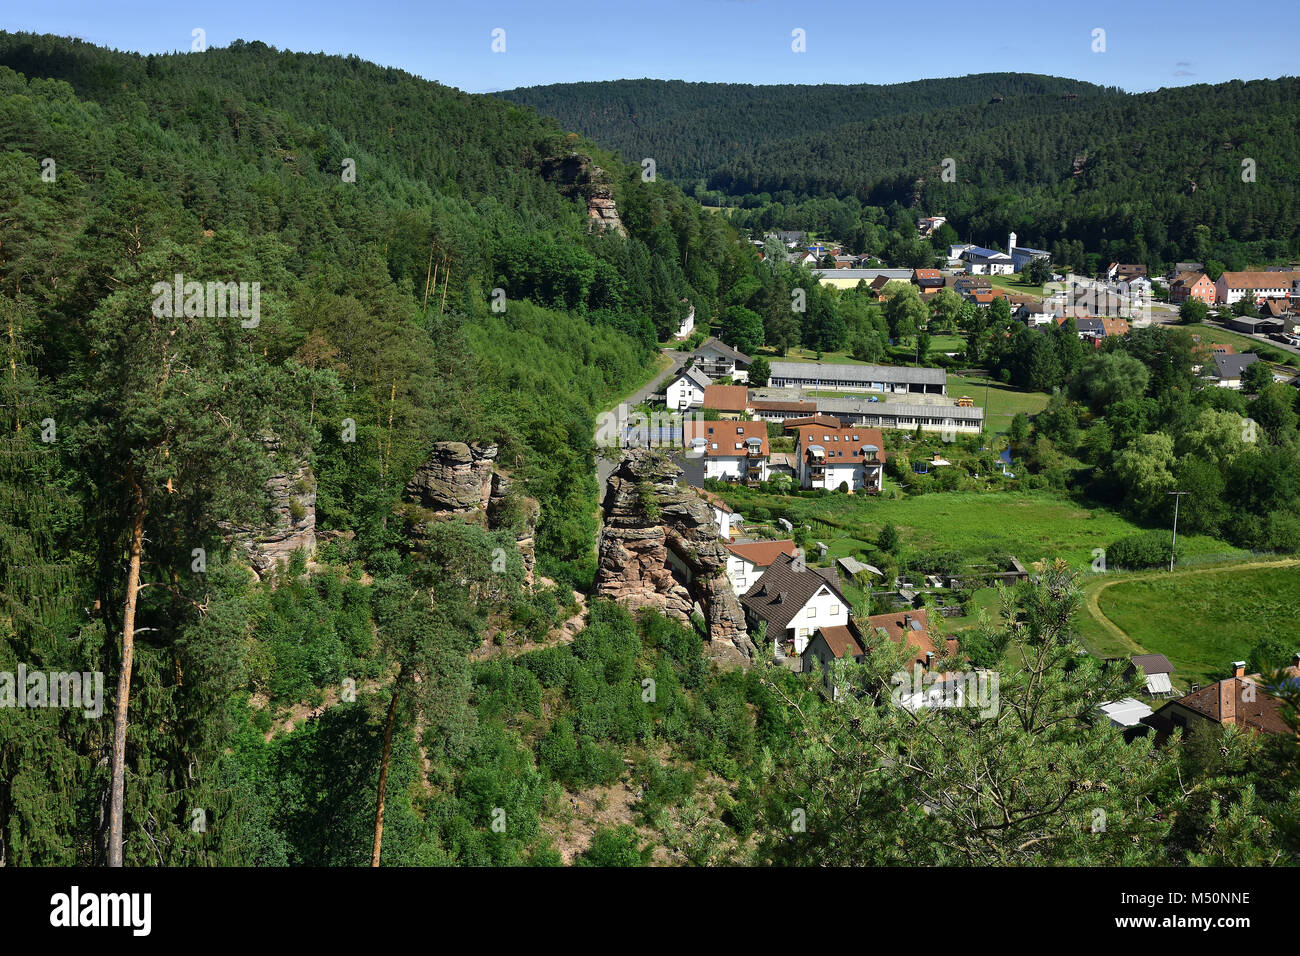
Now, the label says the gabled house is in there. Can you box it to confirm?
[665,366,710,410]
[912,268,944,292]
[1214,271,1300,306]
[917,215,947,237]
[1106,263,1148,283]
[742,552,852,657]
[684,420,769,483]
[723,539,798,596]
[1169,271,1215,305]
[791,424,887,493]
[1145,658,1300,739]
[1209,352,1260,389]
[702,384,749,419]
[688,337,752,383]
[697,488,738,540]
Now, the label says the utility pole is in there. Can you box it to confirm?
[1168,491,1188,572]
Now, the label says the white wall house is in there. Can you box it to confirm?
[722,540,797,595]
[741,554,853,658]
[1007,232,1050,272]
[1214,271,1300,305]
[962,246,1015,275]
[790,425,886,493]
[685,421,770,483]
[665,366,710,410]
[673,305,696,340]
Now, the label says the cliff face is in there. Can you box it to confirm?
[226,441,317,575]
[403,441,538,589]
[538,152,627,237]
[596,449,753,663]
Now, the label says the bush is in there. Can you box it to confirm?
[1106,531,1177,570]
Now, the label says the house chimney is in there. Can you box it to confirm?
[1232,660,1246,679]
[925,651,934,671]
[1218,678,1237,724]
[903,614,911,629]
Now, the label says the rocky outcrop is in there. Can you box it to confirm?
[538,152,627,238]
[596,449,753,663]
[404,440,538,590]
[404,441,499,514]
[227,446,317,575]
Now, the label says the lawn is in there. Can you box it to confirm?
[1089,563,1300,687]
[723,488,1234,570]
[946,373,1051,434]
[988,273,1048,298]
[1173,322,1297,366]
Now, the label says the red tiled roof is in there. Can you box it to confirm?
[703,384,749,412]
[863,608,959,666]
[814,625,864,660]
[784,414,841,430]
[794,425,888,463]
[724,539,797,567]
[684,420,769,458]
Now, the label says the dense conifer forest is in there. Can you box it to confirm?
[501,75,1300,266]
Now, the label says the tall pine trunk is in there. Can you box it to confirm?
[370,671,402,867]
[107,470,145,867]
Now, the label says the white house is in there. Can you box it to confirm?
[673,304,696,340]
[684,420,769,482]
[1214,271,1300,306]
[665,366,710,410]
[789,424,886,493]
[688,337,752,383]
[741,553,852,657]
[1209,352,1260,389]
[722,539,797,596]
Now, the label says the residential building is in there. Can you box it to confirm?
[684,420,769,483]
[1145,659,1300,739]
[1169,271,1215,305]
[742,552,852,657]
[791,424,887,492]
[1126,654,1177,697]
[812,268,914,291]
[1106,263,1148,283]
[687,337,752,382]
[702,384,749,419]
[672,304,696,340]
[912,268,944,292]
[1209,352,1260,389]
[697,489,738,540]
[665,366,710,410]
[1214,270,1300,305]
[723,539,798,596]
[917,215,947,237]
[767,361,947,396]
[801,625,867,699]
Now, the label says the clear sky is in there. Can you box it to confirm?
[6,0,1296,94]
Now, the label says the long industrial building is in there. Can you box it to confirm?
[766,361,948,396]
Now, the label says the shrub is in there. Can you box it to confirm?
[1106,530,1177,570]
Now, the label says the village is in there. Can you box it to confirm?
[595,220,1300,748]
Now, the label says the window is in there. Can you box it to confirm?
[829,605,840,616]
[807,606,816,618]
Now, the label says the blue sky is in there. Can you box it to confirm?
[6,0,1296,94]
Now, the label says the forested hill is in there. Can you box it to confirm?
[497,74,1115,182]
[0,33,762,864]
[500,74,1300,266]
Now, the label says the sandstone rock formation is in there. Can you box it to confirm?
[538,152,627,238]
[404,440,538,590]
[226,439,317,575]
[596,449,753,663]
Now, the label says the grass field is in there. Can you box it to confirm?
[1174,322,1297,366]
[724,488,1236,569]
[1087,563,1300,687]
[946,373,1051,434]
[988,273,1048,298]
